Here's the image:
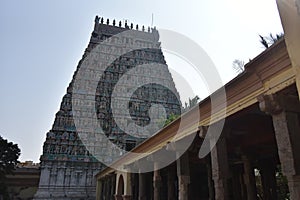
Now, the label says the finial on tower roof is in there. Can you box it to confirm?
[142,25,145,32]
[95,16,100,23]
[113,19,116,26]
[119,21,122,27]
[152,27,159,40]
[130,23,133,29]
[136,24,139,30]
[100,18,104,24]
[106,19,109,25]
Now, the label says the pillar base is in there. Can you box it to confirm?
[115,194,122,200]
[178,175,190,200]
[287,175,300,200]
[122,195,132,200]
[213,178,229,200]
[138,197,147,200]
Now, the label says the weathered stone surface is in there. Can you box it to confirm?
[176,153,190,200]
[210,135,230,200]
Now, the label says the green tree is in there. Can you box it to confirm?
[182,95,200,112]
[232,59,245,74]
[158,113,180,128]
[259,33,284,49]
[0,135,21,199]
[163,113,180,127]
[158,95,200,128]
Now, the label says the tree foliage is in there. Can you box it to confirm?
[255,165,290,200]
[232,33,284,74]
[0,136,20,176]
[158,96,200,128]
[259,33,284,49]
[182,95,200,112]
[232,59,245,74]
[0,135,21,199]
[163,113,180,127]
[158,113,180,128]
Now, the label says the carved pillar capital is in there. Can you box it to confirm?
[258,94,300,115]
[258,94,283,115]
[198,125,208,139]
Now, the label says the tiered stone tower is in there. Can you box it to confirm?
[34,16,181,199]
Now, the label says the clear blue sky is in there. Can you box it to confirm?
[0,0,283,162]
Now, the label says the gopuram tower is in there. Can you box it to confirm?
[34,16,181,199]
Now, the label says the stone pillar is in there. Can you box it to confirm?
[96,179,102,200]
[167,165,176,200]
[176,152,190,200]
[131,173,138,200]
[78,168,85,187]
[87,169,93,187]
[70,168,77,186]
[49,167,57,186]
[34,164,51,198]
[287,176,300,200]
[102,177,106,200]
[103,177,107,200]
[206,159,215,200]
[111,175,116,200]
[56,166,66,187]
[123,172,132,200]
[199,126,215,200]
[138,172,147,200]
[210,135,230,200]
[108,176,112,199]
[242,155,257,200]
[259,94,300,200]
[65,168,71,187]
[273,111,300,200]
[39,165,51,186]
[178,175,190,200]
[259,159,278,200]
[231,165,244,200]
[106,177,111,200]
[153,162,162,200]
[114,173,123,200]
[146,149,174,200]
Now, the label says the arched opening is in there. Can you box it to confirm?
[117,175,125,195]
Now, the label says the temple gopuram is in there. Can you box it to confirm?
[34,16,181,199]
